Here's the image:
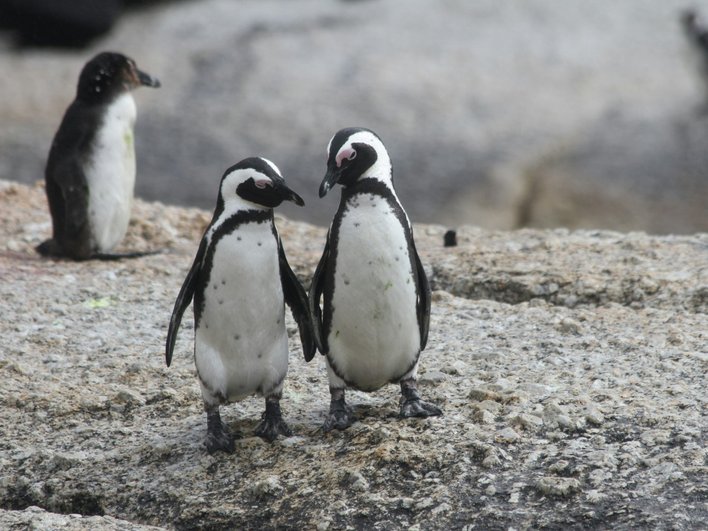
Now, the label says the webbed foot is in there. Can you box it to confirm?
[206,408,235,454]
[323,393,355,432]
[399,379,443,419]
[255,398,292,442]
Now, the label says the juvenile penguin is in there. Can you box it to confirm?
[310,127,442,431]
[166,158,314,454]
[37,51,160,260]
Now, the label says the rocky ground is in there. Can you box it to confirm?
[0,180,706,530]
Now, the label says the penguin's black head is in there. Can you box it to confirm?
[218,157,305,211]
[77,51,161,103]
[319,127,391,197]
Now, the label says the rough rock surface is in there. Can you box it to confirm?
[1,0,708,232]
[1,180,706,530]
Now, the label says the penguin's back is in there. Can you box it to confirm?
[326,193,420,391]
[195,220,288,402]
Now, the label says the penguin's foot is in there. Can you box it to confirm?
[205,409,235,454]
[399,381,443,419]
[323,396,355,432]
[400,397,443,418]
[36,240,58,257]
[255,400,292,442]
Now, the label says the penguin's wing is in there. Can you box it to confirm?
[278,238,316,362]
[412,240,431,350]
[47,153,93,259]
[44,103,108,259]
[308,233,330,355]
[165,238,206,367]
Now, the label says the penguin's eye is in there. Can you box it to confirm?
[348,150,357,161]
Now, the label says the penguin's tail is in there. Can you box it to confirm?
[92,249,163,261]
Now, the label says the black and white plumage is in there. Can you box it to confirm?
[37,51,160,260]
[310,127,442,431]
[166,158,314,453]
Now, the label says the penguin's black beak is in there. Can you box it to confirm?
[273,178,305,207]
[137,69,161,88]
[319,166,341,198]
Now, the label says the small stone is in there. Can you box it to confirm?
[535,476,581,497]
[556,414,573,429]
[399,497,415,509]
[473,409,496,424]
[557,317,581,334]
[418,370,448,385]
[548,460,569,474]
[250,476,283,498]
[586,489,608,503]
[485,485,496,496]
[476,400,503,413]
[482,453,501,469]
[113,388,146,407]
[469,388,503,402]
[415,497,435,511]
[585,407,605,426]
[514,413,544,429]
[342,469,370,492]
[496,427,521,443]
[431,502,452,515]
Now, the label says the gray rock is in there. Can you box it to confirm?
[1,1,707,233]
[0,182,706,530]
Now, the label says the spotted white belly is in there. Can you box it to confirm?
[195,222,288,402]
[86,93,137,252]
[327,194,420,391]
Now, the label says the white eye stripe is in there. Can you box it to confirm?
[259,157,282,177]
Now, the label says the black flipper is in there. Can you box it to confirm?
[39,158,93,260]
[165,238,207,367]
[412,239,431,350]
[308,233,330,355]
[278,237,315,362]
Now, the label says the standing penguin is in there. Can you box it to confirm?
[37,51,160,260]
[166,158,314,454]
[310,127,442,431]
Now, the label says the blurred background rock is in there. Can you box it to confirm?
[0,0,706,233]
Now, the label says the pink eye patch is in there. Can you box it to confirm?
[336,147,357,167]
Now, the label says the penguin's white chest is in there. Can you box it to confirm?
[328,194,420,390]
[86,93,137,252]
[195,222,288,402]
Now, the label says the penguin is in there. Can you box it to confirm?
[36,51,160,260]
[166,157,314,454]
[309,127,442,431]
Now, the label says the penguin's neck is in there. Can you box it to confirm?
[207,207,273,244]
[341,175,399,204]
[361,154,392,186]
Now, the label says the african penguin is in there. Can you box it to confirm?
[309,127,442,431]
[36,51,160,260]
[166,157,314,454]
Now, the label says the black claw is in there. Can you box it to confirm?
[323,397,355,432]
[255,400,292,442]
